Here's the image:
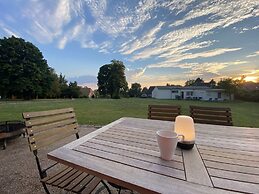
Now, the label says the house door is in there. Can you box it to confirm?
[181,91,184,99]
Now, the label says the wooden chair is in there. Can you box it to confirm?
[148,105,181,121]
[190,106,233,126]
[22,108,111,194]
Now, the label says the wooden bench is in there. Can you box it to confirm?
[0,120,25,149]
[22,108,111,194]
[148,105,181,121]
[190,106,233,126]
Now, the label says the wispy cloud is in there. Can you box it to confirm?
[246,51,259,58]
[1,26,19,37]
[126,67,147,84]
[119,22,164,55]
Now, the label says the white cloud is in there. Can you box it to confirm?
[23,0,75,43]
[120,22,164,55]
[125,67,147,85]
[246,51,259,58]
[1,27,19,37]
[170,1,258,28]
[129,0,258,63]
[252,25,259,30]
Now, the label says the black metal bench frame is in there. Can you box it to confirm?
[0,120,25,149]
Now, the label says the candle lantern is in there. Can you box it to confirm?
[174,115,195,150]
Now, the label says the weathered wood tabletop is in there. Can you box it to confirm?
[48,117,259,194]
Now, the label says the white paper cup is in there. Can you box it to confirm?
[156,130,178,160]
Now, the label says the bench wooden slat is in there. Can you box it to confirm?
[148,105,180,121]
[190,106,233,126]
[52,169,78,186]
[149,112,180,117]
[25,112,76,127]
[148,105,181,121]
[149,116,177,121]
[72,175,95,193]
[27,118,77,135]
[190,106,231,111]
[43,167,73,184]
[81,177,101,194]
[28,123,78,144]
[29,127,77,151]
[191,110,232,116]
[194,119,233,126]
[64,172,89,191]
[58,170,82,188]
[23,108,74,118]
[193,115,232,122]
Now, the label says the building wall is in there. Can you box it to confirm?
[152,88,172,99]
[152,87,230,101]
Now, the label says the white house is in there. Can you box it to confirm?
[152,86,230,101]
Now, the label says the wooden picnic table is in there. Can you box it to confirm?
[47,117,259,194]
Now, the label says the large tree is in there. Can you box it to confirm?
[0,36,53,99]
[217,78,239,100]
[97,64,111,97]
[97,60,128,98]
[129,83,142,97]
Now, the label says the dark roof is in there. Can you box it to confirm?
[147,86,155,95]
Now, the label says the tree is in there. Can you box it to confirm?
[217,78,238,100]
[142,87,148,94]
[45,69,61,98]
[97,64,111,97]
[129,83,142,97]
[185,79,195,86]
[209,79,216,88]
[0,36,53,99]
[61,81,80,98]
[97,60,128,99]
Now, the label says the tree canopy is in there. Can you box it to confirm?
[0,36,53,99]
[0,36,82,99]
[97,60,128,98]
[129,83,142,97]
[217,78,239,100]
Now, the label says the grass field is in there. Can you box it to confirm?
[0,98,258,127]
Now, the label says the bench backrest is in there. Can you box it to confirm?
[23,108,79,151]
[190,106,233,126]
[148,105,181,121]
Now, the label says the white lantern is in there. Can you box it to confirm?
[174,115,195,150]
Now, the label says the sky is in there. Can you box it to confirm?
[0,0,259,89]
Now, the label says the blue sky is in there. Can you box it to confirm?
[0,0,258,89]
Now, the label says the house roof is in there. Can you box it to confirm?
[147,86,156,94]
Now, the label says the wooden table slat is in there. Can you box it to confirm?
[204,160,259,175]
[183,145,213,187]
[212,177,259,194]
[208,168,259,184]
[197,144,259,157]
[202,154,259,167]
[199,148,259,162]
[75,145,186,180]
[83,141,183,168]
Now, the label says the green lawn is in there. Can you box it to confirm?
[0,98,258,127]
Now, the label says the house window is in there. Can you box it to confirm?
[172,90,178,93]
[218,92,222,98]
[186,91,193,96]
